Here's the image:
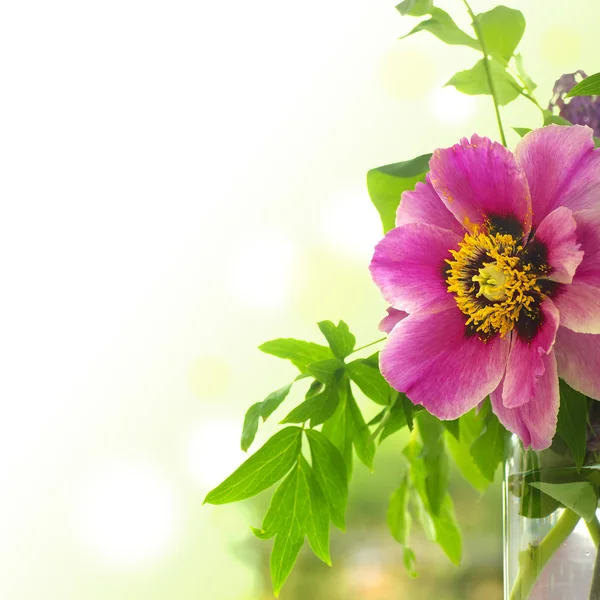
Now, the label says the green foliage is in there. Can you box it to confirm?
[529,481,598,522]
[513,127,532,138]
[259,338,333,372]
[514,53,537,92]
[475,6,525,61]
[305,429,349,530]
[446,59,520,105]
[347,386,376,469]
[241,383,293,451]
[317,320,356,360]
[566,72,600,97]
[205,427,303,505]
[401,8,480,49]
[379,393,417,443]
[395,0,433,16]
[366,154,431,233]
[470,400,506,482]
[347,359,393,405]
[281,378,341,427]
[556,380,589,471]
[306,358,345,383]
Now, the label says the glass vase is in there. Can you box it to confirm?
[504,434,600,599]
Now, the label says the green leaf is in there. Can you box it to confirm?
[470,401,506,482]
[347,386,376,470]
[204,427,303,505]
[280,381,340,427]
[298,457,331,565]
[241,403,262,452]
[388,475,411,545]
[259,338,333,373]
[317,320,356,360]
[402,8,480,49]
[379,394,410,443]
[418,411,449,515]
[513,127,531,138]
[566,72,600,97]
[403,547,418,577]
[321,382,354,477]
[514,53,537,92]
[475,6,525,61]
[529,481,598,522]
[241,383,293,451]
[446,58,520,105]
[432,495,462,565]
[306,358,344,384]
[257,457,332,596]
[366,154,431,233]
[396,0,433,16]
[347,359,393,406]
[557,380,588,471]
[306,429,349,530]
[542,109,572,127]
[442,419,460,440]
[445,410,489,493]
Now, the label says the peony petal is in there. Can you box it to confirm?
[378,307,408,334]
[396,176,464,235]
[502,299,560,408]
[369,223,459,314]
[533,207,583,284]
[429,134,531,236]
[515,125,600,227]
[491,350,559,450]
[552,281,600,334]
[572,209,600,288]
[555,326,600,400]
[380,307,509,420]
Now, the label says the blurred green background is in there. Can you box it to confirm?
[2,0,600,598]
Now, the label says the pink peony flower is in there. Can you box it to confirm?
[370,125,600,450]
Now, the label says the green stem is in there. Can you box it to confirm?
[509,509,580,600]
[461,0,507,146]
[587,516,600,548]
[351,337,386,355]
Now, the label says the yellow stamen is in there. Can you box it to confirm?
[446,232,540,338]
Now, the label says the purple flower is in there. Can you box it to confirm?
[549,71,600,137]
[370,126,600,450]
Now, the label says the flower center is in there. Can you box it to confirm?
[446,232,540,338]
[472,263,507,301]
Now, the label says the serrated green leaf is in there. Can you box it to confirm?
[299,457,331,565]
[347,386,376,470]
[446,58,520,105]
[402,7,480,49]
[306,429,349,531]
[396,0,433,16]
[475,6,525,61]
[259,338,333,373]
[204,427,302,505]
[470,401,506,482]
[557,380,588,471]
[388,475,411,545]
[281,381,340,427]
[513,127,531,138]
[529,481,598,522]
[241,383,293,451]
[347,359,392,406]
[566,72,600,97]
[367,154,431,233]
[306,358,344,383]
[317,320,356,360]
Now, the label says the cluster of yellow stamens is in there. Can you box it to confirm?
[446,232,540,337]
